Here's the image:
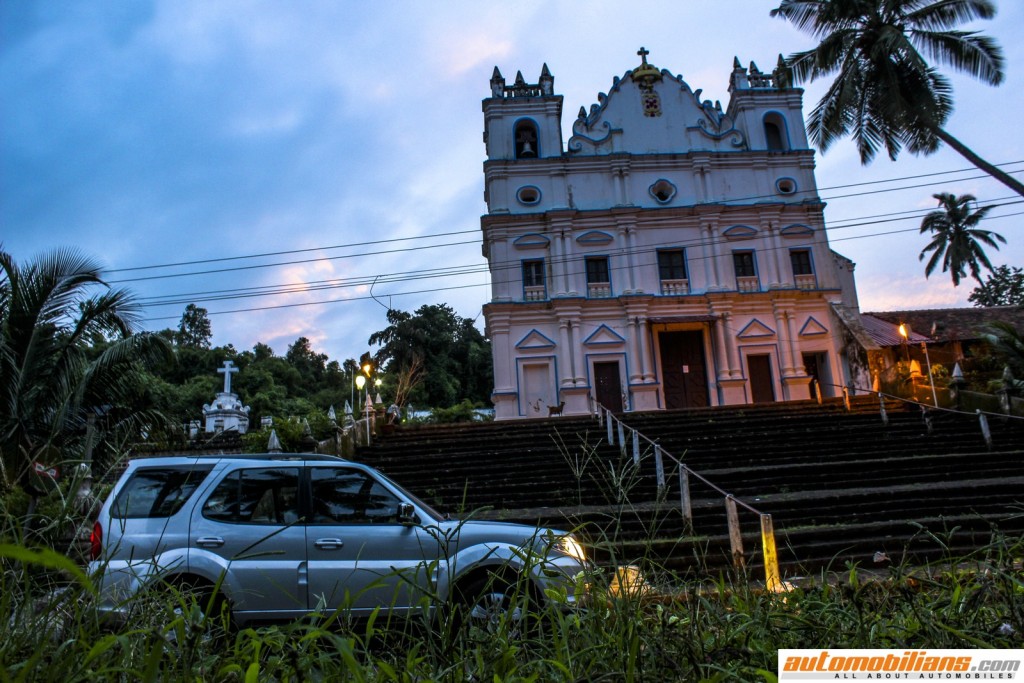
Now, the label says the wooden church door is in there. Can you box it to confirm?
[659,331,709,409]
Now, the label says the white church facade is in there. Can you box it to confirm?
[481,51,865,420]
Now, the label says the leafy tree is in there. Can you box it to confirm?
[919,192,1005,286]
[982,322,1024,393]
[771,0,1024,197]
[969,265,1024,306]
[0,248,171,502]
[369,304,492,408]
[285,337,329,394]
[176,303,212,349]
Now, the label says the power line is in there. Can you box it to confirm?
[110,161,1024,285]
[142,207,1024,323]
[136,194,1022,310]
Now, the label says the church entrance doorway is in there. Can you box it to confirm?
[659,331,709,409]
[747,354,775,403]
[594,361,624,413]
[802,352,831,399]
[520,362,555,417]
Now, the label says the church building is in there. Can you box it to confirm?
[481,50,865,420]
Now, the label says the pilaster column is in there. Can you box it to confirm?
[617,219,640,293]
[703,224,723,290]
[490,318,515,392]
[571,319,585,383]
[785,309,802,374]
[767,224,784,288]
[692,157,710,203]
[549,214,575,296]
[558,319,573,387]
[625,317,641,382]
[638,318,653,381]
[773,303,796,375]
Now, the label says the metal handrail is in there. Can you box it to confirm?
[589,396,782,591]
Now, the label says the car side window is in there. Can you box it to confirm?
[112,465,214,519]
[203,467,299,525]
[310,468,402,524]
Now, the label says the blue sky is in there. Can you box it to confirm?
[3,1,1022,364]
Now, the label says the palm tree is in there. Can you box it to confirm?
[0,247,171,504]
[918,192,1005,286]
[771,0,1024,197]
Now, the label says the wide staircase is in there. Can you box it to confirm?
[353,397,1024,580]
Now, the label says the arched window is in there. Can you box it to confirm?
[514,120,539,159]
[763,113,788,151]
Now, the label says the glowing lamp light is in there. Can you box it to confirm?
[355,375,366,390]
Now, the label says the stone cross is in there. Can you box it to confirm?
[218,360,239,394]
[637,47,650,65]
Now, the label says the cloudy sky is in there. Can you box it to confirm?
[3,1,1022,364]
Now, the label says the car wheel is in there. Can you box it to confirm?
[161,583,230,648]
[454,572,531,641]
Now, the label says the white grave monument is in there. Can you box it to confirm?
[203,360,251,434]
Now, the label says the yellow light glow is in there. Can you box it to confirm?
[609,564,649,598]
[362,363,373,375]
[898,323,909,339]
[355,375,366,390]
[556,535,587,564]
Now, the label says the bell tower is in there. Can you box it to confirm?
[483,64,563,163]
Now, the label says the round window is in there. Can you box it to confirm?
[649,179,676,204]
[775,178,797,195]
[516,186,541,205]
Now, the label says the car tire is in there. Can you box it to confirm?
[161,582,230,648]
[453,571,532,641]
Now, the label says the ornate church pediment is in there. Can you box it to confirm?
[799,316,829,337]
[576,230,614,246]
[583,324,626,347]
[567,48,746,156]
[515,329,557,350]
[513,233,550,249]
[737,318,776,339]
[781,224,814,238]
[723,225,758,240]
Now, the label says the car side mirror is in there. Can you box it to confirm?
[397,502,417,526]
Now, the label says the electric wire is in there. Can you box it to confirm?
[110,161,1024,285]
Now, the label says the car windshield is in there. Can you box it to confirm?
[373,470,444,522]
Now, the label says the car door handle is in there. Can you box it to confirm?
[196,536,225,548]
[314,538,344,550]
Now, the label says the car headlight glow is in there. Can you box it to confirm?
[556,535,587,564]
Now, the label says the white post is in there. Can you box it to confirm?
[617,422,626,456]
[631,430,640,467]
[725,495,744,569]
[654,444,665,492]
[977,409,992,450]
[606,410,615,446]
[878,392,888,427]
[679,468,692,529]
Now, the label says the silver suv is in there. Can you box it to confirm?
[88,453,588,627]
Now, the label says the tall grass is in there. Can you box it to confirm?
[2,443,1022,681]
[3,532,1021,681]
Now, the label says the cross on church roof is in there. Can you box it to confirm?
[637,47,650,65]
[218,360,239,394]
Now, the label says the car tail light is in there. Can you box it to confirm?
[90,520,102,561]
